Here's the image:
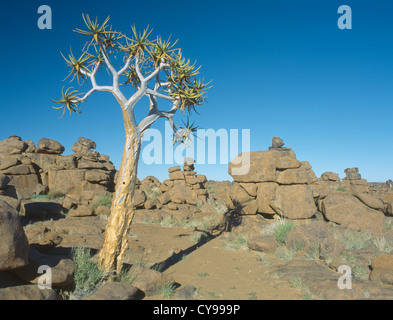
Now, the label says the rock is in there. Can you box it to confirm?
[37,138,65,155]
[95,205,111,217]
[275,157,302,170]
[25,140,37,153]
[319,238,344,261]
[0,196,21,212]
[321,172,340,182]
[353,192,385,212]
[272,136,285,148]
[239,199,258,215]
[11,247,75,287]
[247,235,278,253]
[157,192,171,205]
[68,204,95,217]
[239,183,258,197]
[321,193,385,233]
[370,254,393,285]
[169,171,185,181]
[0,174,10,189]
[131,267,175,296]
[0,200,29,271]
[168,166,181,173]
[346,172,362,180]
[276,161,318,185]
[0,137,27,155]
[33,184,49,196]
[77,137,96,150]
[169,185,197,205]
[85,282,144,300]
[284,222,335,253]
[22,201,64,220]
[175,284,197,300]
[229,151,277,183]
[195,175,207,184]
[0,158,20,171]
[144,198,159,210]
[256,182,278,214]
[229,184,254,204]
[0,272,59,300]
[134,189,147,208]
[167,203,178,210]
[270,185,317,219]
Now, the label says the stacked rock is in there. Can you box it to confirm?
[0,135,116,203]
[269,136,292,151]
[228,137,318,219]
[153,158,210,211]
[342,167,369,193]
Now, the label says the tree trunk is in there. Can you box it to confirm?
[98,110,141,275]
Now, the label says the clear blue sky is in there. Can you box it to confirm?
[1,0,392,182]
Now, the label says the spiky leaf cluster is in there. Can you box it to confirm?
[53,14,211,118]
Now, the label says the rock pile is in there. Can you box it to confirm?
[227,137,318,219]
[0,135,116,204]
[135,158,210,212]
[341,167,369,193]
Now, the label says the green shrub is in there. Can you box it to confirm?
[30,194,47,202]
[92,195,113,209]
[159,282,176,298]
[274,221,295,244]
[336,186,346,192]
[71,246,105,300]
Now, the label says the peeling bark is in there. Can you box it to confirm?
[98,111,141,275]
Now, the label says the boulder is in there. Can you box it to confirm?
[247,235,278,253]
[0,136,27,155]
[11,247,75,287]
[37,138,65,155]
[0,200,29,271]
[321,172,340,182]
[284,222,336,253]
[77,137,96,150]
[175,284,197,300]
[370,254,393,285]
[85,282,144,300]
[239,183,258,197]
[256,182,278,214]
[228,151,278,183]
[321,193,385,233]
[272,136,285,148]
[131,267,175,296]
[353,192,385,212]
[68,204,95,217]
[276,161,318,185]
[169,171,185,181]
[168,166,181,173]
[270,185,317,219]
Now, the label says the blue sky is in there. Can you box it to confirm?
[1,0,392,182]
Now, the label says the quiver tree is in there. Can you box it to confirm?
[52,14,211,275]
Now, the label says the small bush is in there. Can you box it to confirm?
[71,246,105,300]
[160,282,176,298]
[336,186,346,192]
[92,195,113,209]
[274,221,295,244]
[30,194,47,202]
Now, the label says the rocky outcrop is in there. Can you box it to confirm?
[0,135,116,201]
[0,200,29,271]
[228,137,318,219]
